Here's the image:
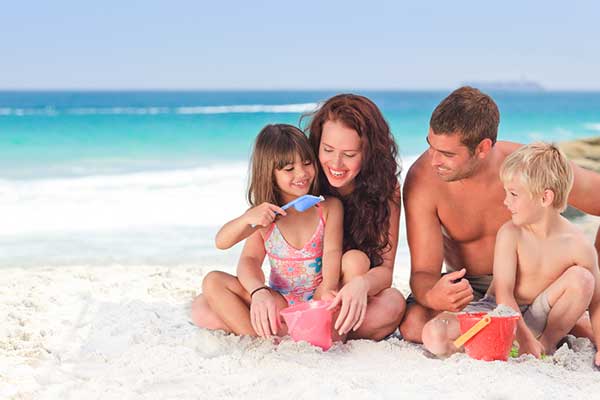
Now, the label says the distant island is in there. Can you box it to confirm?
[462,80,545,92]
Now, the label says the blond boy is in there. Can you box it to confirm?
[422,143,600,366]
[493,142,599,363]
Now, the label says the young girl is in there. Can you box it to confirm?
[191,124,343,337]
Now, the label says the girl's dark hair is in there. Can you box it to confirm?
[304,94,400,266]
[248,124,319,206]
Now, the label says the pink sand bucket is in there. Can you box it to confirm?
[280,300,333,350]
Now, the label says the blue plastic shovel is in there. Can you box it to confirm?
[281,194,325,212]
[251,195,324,227]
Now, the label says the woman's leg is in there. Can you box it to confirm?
[340,250,407,341]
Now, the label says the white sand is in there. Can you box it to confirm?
[2,262,600,400]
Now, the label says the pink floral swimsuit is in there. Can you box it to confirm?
[263,205,324,305]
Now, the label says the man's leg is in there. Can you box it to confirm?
[421,312,461,357]
[340,250,406,341]
[399,302,438,343]
[537,266,594,354]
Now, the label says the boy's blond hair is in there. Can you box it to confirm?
[500,142,573,211]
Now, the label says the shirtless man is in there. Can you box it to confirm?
[399,86,600,343]
[423,142,600,364]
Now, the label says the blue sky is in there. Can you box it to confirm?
[2,0,599,90]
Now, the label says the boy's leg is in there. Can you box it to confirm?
[190,294,229,331]
[202,271,288,336]
[422,312,461,357]
[535,266,594,354]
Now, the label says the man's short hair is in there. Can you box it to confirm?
[500,142,573,211]
[430,86,499,153]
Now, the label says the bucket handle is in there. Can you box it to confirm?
[453,315,491,348]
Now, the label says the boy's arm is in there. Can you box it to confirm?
[314,197,343,300]
[493,223,544,357]
[215,203,286,250]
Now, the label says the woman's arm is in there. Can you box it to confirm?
[363,185,401,295]
[314,197,344,300]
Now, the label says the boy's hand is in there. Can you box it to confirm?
[518,336,545,359]
[244,203,287,228]
[426,268,474,312]
[595,351,600,368]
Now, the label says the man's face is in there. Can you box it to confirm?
[426,129,480,182]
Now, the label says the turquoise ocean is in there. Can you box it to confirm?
[1,91,599,268]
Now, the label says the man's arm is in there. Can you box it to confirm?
[493,223,543,357]
[404,164,473,311]
[575,239,600,366]
[568,164,600,216]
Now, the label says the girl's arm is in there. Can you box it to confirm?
[314,197,344,300]
[215,202,286,250]
[236,230,280,336]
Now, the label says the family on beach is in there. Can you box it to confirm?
[190,87,600,365]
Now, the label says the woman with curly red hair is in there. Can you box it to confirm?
[306,93,406,340]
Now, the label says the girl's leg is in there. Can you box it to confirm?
[190,294,229,331]
[340,250,407,341]
[202,271,288,336]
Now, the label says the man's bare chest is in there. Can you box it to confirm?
[437,188,510,243]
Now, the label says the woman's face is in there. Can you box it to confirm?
[319,120,363,196]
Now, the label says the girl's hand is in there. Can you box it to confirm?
[328,276,369,335]
[312,285,337,303]
[250,289,280,337]
[244,203,287,228]
[595,350,600,368]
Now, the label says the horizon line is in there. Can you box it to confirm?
[2,87,600,93]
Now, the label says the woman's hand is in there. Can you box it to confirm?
[243,203,286,228]
[328,276,369,335]
[250,289,280,337]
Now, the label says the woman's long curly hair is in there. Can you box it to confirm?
[304,94,401,266]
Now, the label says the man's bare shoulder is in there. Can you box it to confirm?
[495,141,522,158]
[404,152,441,194]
